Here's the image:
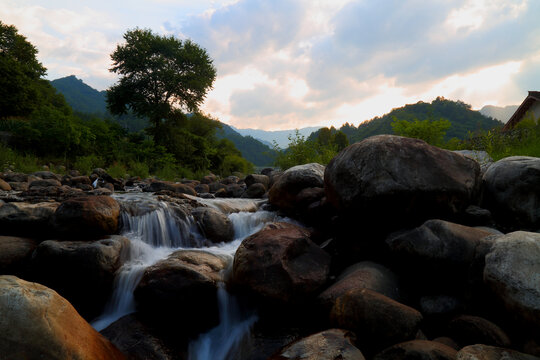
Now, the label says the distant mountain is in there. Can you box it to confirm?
[217,124,276,166]
[309,97,504,143]
[479,105,518,123]
[233,126,322,148]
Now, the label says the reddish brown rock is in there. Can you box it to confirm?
[0,236,37,276]
[448,315,510,347]
[373,340,457,360]
[457,344,540,360]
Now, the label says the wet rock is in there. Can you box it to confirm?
[135,250,228,333]
[433,337,460,350]
[482,156,540,230]
[245,174,270,189]
[0,201,59,237]
[52,195,120,238]
[319,261,400,311]
[32,171,61,181]
[31,236,130,319]
[448,315,510,347]
[28,178,62,188]
[329,288,423,351]
[144,181,197,196]
[0,275,125,360]
[268,329,365,360]
[2,172,28,183]
[484,231,540,325]
[209,181,226,193]
[226,183,245,197]
[0,178,11,191]
[268,163,325,214]
[374,340,457,360]
[0,236,37,277]
[192,207,234,243]
[201,174,217,184]
[420,295,461,317]
[233,222,330,303]
[194,183,210,194]
[220,175,239,185]
[325,135,481,231]
[242,183,266,198]
[457,344,540,360]
[101,314,173,360]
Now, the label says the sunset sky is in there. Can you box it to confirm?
[2,0,539,130]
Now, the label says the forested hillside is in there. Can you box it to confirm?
[310,97,503,143]
[217,124,276,166]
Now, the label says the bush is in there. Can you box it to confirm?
[106,162,127,179]
[128,161,149,179]
[73,155,103,175]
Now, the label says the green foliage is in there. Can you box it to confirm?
[127,161,149,179]
[274,130,338,170]
[106,163,128,179]
[107,28,216,145]
[391,117,451,146]
[73,155,104,176]
[215,123,277,166]
[0,143,41,173]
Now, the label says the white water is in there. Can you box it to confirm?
[91,192,292,360]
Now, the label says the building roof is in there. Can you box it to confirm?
[503,91,540,130]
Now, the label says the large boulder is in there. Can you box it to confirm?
[319,261,400,310]
[268,163,325,214]
[325,135,481,230]
[242,183,267,198]
[268,329,365,360]
[482,156,540,230]
[0,201,59,237]
[329,288,423,352]
[192,207,234,243]
[374,340,458,360]
[0,276,125,360]
[31,236,130,319]
[0,236,37,277]
[454,150,494,174]
[52,195,120,238]
[134,250,227,333]
[233,222,330,303]
[484,231,540,325]
[448,315,510,348]
[457,344,540,360]
[245,174,270,189]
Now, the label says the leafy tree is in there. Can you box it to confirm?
[274,130,338,170]
[333,130,349,151]
[391,117,451,146]
[107,28,217,144]
[0,21,47,118]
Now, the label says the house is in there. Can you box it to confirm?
[503,91,540,130]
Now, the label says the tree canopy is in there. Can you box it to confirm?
[107,28,217,144]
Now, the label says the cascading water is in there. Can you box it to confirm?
[91,192,294,359]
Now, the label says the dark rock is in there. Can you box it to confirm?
[245,174,270,189]
[373,340,457,360]
[448,315,511,347]
[433,337,460,350]
[420,295,461,317]
[134,250,227,334]
[194,183,210,194]
[0,236,37,277]
[268,163,325,214]
[233,222,330,303]
[8,182,28,191]
[52,195,120,238]
[29,178,62,188]
[0,201,59,237]
[201,174,217,184]
[457,344,540,360]
[31,236,130,319]
[0,276,126,360]
[209,181,226,193]
[268,329,365,360]
[242,183,266,198]
[329,288,423,352]
[92,168,114,183]
[69,170,81,177]
[0,178,11,191]
[482,156,540,230]
[220,175,239,185]
[325,135,481,231]
[261,168,274,176]
[32,171,61,180]
[101,314,173,360]
[192,207,234,243]
[144,180,197,196]
[226,183,245,197]
[2,172,28,183]
[484,231,540,326]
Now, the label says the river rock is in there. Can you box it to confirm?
[233,222,330,303]
[32,171,61,180]
[220,175,239,185]
[484,231,540,325]
[245,174,270,189]
[242,183,266,198]
[0,178,11,191]
[373,340,458,360]
[226,183,245,197]
[268,163,325,214]
[268,329,365,360]
[101,314,173,360]
[0,236,37,276]
[134,250,228,333]
[482,156,540,230]
[0,275,125,360]
[457,344,540,360]
[448,315,510,347]
[194,183,210,194]
[209,181,226,193]
[0,201,59,237]
[319,261,400,310]
[329,288,423,352]
[52,195,120,238]
[2,172,28,183]
[454,150,493,173]
[201,174,217,184]
[29,178,62,188]
[144,180,197,196]
[31,236,130,319]
[192,207,234,243]
[8,181,28,191]
[325,135,481,231]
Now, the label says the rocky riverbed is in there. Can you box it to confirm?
[1,135,539,360]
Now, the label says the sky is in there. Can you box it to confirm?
[1,0,539,130]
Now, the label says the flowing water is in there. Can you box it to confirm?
[91,193,292,359]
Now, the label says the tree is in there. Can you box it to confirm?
[107,28,217,144]
[391,116,451,146]
[0,21,47,118]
